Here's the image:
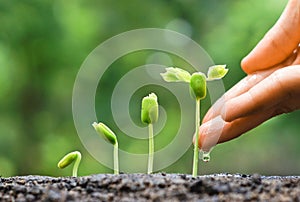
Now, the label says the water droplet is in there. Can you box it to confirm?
[199,149,212,162]
[202,151,210,162]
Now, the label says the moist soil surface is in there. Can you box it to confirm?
[0,173,299,201]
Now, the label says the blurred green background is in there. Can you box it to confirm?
[1,0,299,177]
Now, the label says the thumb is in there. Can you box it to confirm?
[241,0,300,74]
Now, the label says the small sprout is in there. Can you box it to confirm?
[189,72,207,100]
[161,65,228,177]
[57,151,81,177]
[92,122,117,145]
[141,92,159,174]
[207,65,228,81]
[92,122,119,174]
[160,67,191,83]
[141,93,159,124]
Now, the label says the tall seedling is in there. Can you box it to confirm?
[161,65,228,177]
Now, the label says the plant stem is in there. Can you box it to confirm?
[148,123,154,174]
[114,142,119,174]
[192,99,200,177]
[72,151,82,177]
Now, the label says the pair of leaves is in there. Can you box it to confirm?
[161,65,228,100]
[160,65,228,83]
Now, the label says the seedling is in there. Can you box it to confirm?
[161,65,228,177]
[57,151,82,177]
[92,122,119,174]
[141,93,159,174]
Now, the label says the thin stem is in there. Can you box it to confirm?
[72,151,81,177]
[114,142,119,174]
[147,123,154,174]
[192,99,200,177]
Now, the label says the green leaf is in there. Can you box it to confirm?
[189,72,207,100]
[57,151,80,169]
[207,65,228,81]
[160,67,191,83]
[92,122,117,145]
[141,93,159,124]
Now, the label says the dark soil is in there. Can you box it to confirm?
[0,173,299,201]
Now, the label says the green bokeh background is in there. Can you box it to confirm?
[0,0,299,177]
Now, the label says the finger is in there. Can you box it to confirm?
[203,68,277,123]
[222,65,300,122]
[199,90,300,150]
[241,0,300,74]
[199,108,275,151]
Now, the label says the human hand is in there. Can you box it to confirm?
[241,0,300,74]
[197,0,300,151]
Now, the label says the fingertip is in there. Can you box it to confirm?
[199,116,225,151]
[241,50,262,74]
[240,56,252,74]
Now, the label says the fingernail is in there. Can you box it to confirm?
[199,116,225,151]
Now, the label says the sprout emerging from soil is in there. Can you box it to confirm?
[161,65,228,177]
[141,93,159,174]
[92,122,119,174]
[57,151,82,177]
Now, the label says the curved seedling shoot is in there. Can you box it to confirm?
[161,65,228,177]
[92,122,119,174]
[57,151,82,177]
[141,93,159,174]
